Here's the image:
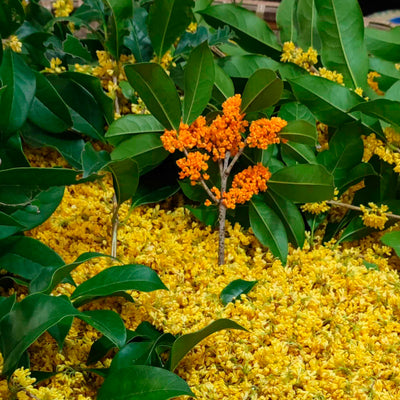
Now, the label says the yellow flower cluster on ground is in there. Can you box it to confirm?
[1,147,400,399]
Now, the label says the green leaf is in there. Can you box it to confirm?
[350,99,400,129]
[28,72,72,134]
[104,0,134,59]
[0,212,24,239]
[241,69,283,114]
[338,215,373,243]
[370,57,400,85]
[71,264,167,306]
[381,231,400,258]
[315,0,368,89]
[97,366,194,400]
[249,196,288,263]
[81,142,110,178]
[334,162,376,194]
[278,102,316,124]
[218,55,280,79]
[281,142,317,165]
[183,41,215,125]
[29,252,105,294]
[0,236,64,280]
[125,63,181,130]
[279,120,317,145]
[6,186,65,231]
[47,317,73,350]
[111,133,168,175]
[269,164,334,202]
[80,310,126,348]
[148,0,194,60]
[178,179,208,203]
[262,190,305,247]
[200,4,281,58]
[63,34,92,61]
[276,0,297,44]
[0,0,25,37]
[21,123,84,169]
[386,81,400,102]
[105,159,139,205]
[0,50,35,137]
[167,319,246,371]
[0,294,79,376]
[0,134,29,170]
[296,0,320,50]
[363,261,379,271]
[105,115,164,144]
[365,27,400,63]
[213,64,234,101]
[288,74,362,126]
[0,294,16,322]
[185,204,218,227]
[220,279,257,306]
[110,341,156,370]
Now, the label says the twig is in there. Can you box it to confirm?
[225,139,248,176]
[111,193,119,258]
[112,75,120,116]
[327,200,400,220]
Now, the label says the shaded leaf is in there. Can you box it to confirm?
[279,120,317,145]
[185,204,218,227]
[220,279,257,306]
[276,0,297,44]
[81,142,110,178]
[365,27,400,63]
[381,231,400,258]
[296,0,320,50]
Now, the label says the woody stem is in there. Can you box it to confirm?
[327,200,400,220]
[111,194,119,258]
[225,139,247,176]
[218,154,230,265]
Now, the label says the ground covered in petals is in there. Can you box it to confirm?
[1,149,400,400]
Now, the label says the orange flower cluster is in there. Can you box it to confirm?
[247,117,288,148]
[213,163,272,209]
[176,152,210,185]
[161,95,248,161]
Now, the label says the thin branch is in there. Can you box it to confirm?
[22,389,41,400]
[112,75,120,116]
[111,194,119,258]
[226,139,247,176]
[327,200,400,220]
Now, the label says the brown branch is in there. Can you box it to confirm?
[225,139,248,176]
[327,200,400,220]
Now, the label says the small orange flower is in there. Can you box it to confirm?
[223,164,271,209]
[247,117,287,149]
[176,152,210,185]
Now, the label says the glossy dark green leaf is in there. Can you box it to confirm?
[0,294,16,322]
[220,279,257,306]
[334,163,376,194]
[296,0,320,50]
[183,41,215,125]
[105,115,164,144]
[281,142,317,165]
[29,252,105,294]
[63,34,92,61]
[0,134,29,170]
[262,190,305,247]
[350,99,400,129]
[200,4,281,58]
[249,196,288,263]
[0,50,35,137]
[97,366,194,400]
[213,64,234,102]
[0,236,64,280]
[124,8,153,62]
[269,164,334,202]
[81,142,110,178]
[370,57,400,86]
[185,204,218,227]
[218,55,280,79]
[110,341,155,370]
[0,0,25,37]
[178,179,208,203]
[104,0,134,58]
[315,0,368,89]
[148,0,194,60]
[276,0,297,44]
[111,133,168,175]
[0,294,80,376]
[21,123,84,169]
[278,102,316,124]
[279,120,317,145]
[241,69,283,114]
[288,75,362,126]
[28,72,72,133]
[105,159,139,205]
[125,63,181,130]
[365,27,400,63]
[338,215,373,243]
[167,319,246,371]
[47,317,73,350]
[0,212,24,239]
[80,310,126,349]
[6,186,65,231]
[381,231,400,258]
[71,264,167,306]
[386,81,400,102]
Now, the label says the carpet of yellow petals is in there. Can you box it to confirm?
[1,147,400,400]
